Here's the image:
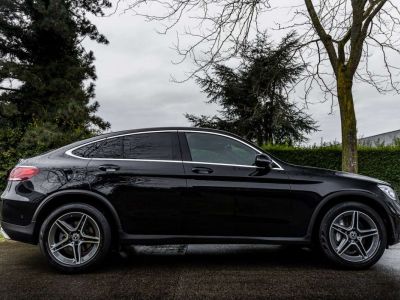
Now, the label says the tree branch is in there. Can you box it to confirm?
[304,0,338,75]
[0,86,19,92]
[349,0,388,75]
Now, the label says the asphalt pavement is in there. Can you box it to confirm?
[1,241,400,299]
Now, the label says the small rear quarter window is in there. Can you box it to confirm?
[71,137,123,158]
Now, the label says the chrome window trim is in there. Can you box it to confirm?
[64,129,284,170]
[183,161,258,168]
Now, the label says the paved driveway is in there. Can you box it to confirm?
[1,241,400,299]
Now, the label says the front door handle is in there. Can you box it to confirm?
[99,164,120,172]
[192,167,213,174]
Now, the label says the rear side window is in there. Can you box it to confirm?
[71,132,180,160]
[123,132,180,160]
[71,137,123,158]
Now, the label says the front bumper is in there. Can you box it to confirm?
[0,221,37,244]
[390,215,400,245]
[384,197,400,245]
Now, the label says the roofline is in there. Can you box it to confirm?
[105,127,237,136]
[88,127,250,143]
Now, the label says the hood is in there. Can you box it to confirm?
[334,171,389,185]
[289,164,338,176]
[289,164,389,185]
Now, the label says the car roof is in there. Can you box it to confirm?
[85,127,249,143]
[101,127,236,135]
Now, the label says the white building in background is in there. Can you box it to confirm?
[358,129,400,146]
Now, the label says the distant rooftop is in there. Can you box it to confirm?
[359,129,400,146]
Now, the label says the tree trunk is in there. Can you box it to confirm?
[337,69,358,173]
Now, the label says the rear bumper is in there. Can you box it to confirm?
[0,221,37,244]
[0,226,10,240]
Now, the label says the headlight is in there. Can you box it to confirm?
[378,185,398,201]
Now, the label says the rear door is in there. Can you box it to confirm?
[81,131,186,235]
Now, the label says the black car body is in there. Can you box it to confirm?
[1,127,400,272]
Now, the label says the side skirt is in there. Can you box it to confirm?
[119,233,311,246]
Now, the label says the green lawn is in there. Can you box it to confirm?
[0,233,5,242]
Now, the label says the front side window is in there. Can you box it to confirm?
[185,132,258,166]
[123,132,180,160]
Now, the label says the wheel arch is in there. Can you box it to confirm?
[307,190,396,245]
[32,190,123,244]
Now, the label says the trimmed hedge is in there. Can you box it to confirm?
[263,145,400,193]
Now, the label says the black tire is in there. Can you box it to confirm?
[319,202,387,269]
[39,203,112,273]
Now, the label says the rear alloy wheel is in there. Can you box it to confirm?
[319,202,387,269]
[39,203,111,273]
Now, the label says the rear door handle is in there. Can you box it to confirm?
[99,164,120,172]
[192,167,213,174]
[133,178,145,184]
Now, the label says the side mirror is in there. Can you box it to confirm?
[255,154,273,169]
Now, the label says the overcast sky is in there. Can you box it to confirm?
[84,4,400,145]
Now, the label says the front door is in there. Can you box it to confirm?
[179,131,294,237]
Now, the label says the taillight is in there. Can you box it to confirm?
[8,166,39,181]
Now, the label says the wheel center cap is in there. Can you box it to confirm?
[72,233,80,241]
[349,231,357,240]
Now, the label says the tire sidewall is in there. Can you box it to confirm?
[39,203,112,273]
[319,202,387,269]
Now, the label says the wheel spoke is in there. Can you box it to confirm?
[336,237,351,255]
[55,220,74,234]
[75,214,88,233]
[72,242,82,264]
[354,240,368,259]
[350,211,359,230]
[331,223,348,236]
[359,228,378,239]
[50,239,72,253]
[81,234,100,244]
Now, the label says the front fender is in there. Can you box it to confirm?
[305,190,394,241]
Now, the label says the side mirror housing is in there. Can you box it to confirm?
[255,154,273,169]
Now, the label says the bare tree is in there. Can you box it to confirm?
[124,0,400,173]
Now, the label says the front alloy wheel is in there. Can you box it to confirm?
[329,210,380,262]
[319,202,387,269]
[40,203,111,273]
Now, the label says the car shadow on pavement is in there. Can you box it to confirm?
[103,244,329,271]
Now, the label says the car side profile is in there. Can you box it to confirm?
[1,127,400,272]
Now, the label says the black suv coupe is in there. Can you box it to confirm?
[1,127,400,272]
